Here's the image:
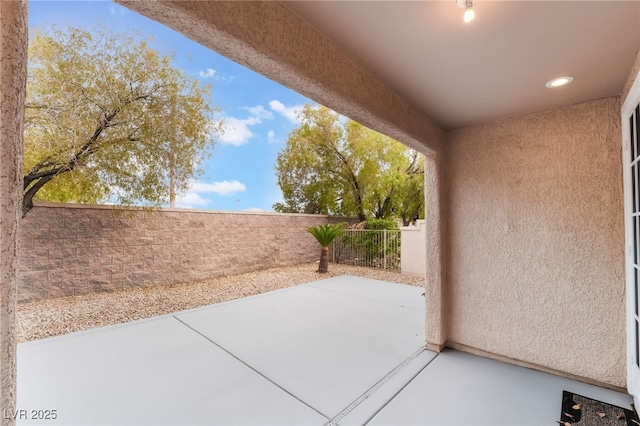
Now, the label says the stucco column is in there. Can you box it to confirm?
[425,152,448,352]
[0,1,27,425]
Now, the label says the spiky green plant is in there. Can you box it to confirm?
[307,224,345,273]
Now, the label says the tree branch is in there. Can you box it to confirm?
[22,173,57,217]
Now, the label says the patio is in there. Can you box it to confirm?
[16,276,632,425]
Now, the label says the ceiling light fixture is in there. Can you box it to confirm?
[457,0,475,23]
[464,1,475,23]
[545,76,574,88]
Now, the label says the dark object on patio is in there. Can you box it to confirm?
[559,391,639,425]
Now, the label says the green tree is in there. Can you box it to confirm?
[23,25,220,216]
[393,151,425,226]
[273,105,424,222]
[307,223,344,273]
[273,106,344,216]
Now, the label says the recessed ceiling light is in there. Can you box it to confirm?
[545,76,574,88]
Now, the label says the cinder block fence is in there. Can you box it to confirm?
[18,203,352,301]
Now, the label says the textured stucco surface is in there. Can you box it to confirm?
[115,1,444,155]
[18,204,353,301]
[0,1,27,424]
[446,97,626,387]
[425,153,448,351]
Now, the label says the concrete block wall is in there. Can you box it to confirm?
[18,203,352,301]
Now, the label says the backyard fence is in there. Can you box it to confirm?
[330,229,401,271]
[18,203,358,301]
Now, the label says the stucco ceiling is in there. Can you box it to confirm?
[283,1,640,129]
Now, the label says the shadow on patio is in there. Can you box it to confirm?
[16,276,632,425]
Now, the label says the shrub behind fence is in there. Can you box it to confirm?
[330,229,400,271]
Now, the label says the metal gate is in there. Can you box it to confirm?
[330,229,400,271]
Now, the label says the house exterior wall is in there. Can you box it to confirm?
[445,96,626,387]
[19,204,352,301]
[0,1,27,424]
[425,152,449,351]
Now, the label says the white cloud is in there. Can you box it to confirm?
[198,68,217,78]
[220,116,261,146]
[267,130,276,144]
[247,105,274,120]
[174,192,210,209]
[219,104,275,146]
[244,207,267,212]
[191,180,247,196]
[269,100,304,124]
[196,67,236,82]
[174,180,247,209]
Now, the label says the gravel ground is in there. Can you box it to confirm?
[17,263,425,343]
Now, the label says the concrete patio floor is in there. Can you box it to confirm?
[16,275,633,425]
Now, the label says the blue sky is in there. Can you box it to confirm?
[28,1,314,211]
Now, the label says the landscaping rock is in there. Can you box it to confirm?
[17,263,425,342]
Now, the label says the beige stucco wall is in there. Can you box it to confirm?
[425,152,448,352]
[0,1,27,424]
[400,220,426,276]
[19,204,353,301]
[446,96,626,387]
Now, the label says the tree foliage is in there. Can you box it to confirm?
[307,223,345,247]
[23,25,219,216]
[363,218,399,230]
[273,105,424,223]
